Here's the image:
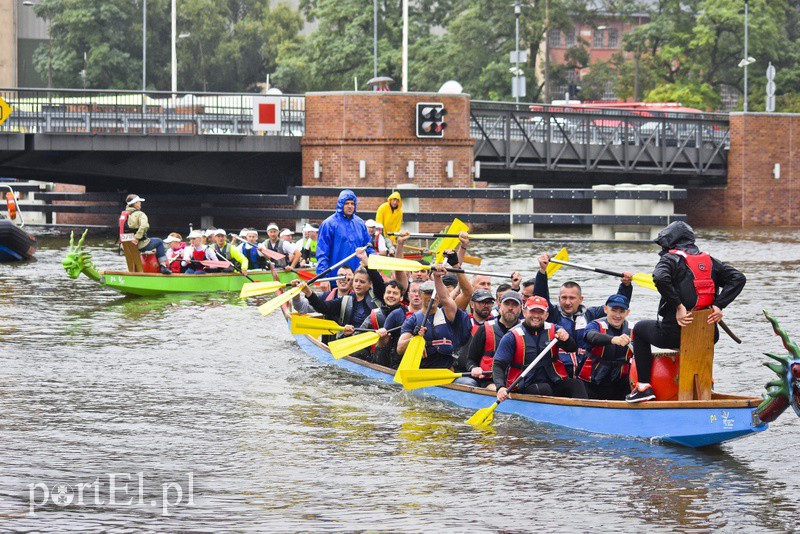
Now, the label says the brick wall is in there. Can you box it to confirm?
[679,113,799,227]
[301,92,475,231]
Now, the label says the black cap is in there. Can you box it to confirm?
[441,274,459,287]
[471,289,495,302]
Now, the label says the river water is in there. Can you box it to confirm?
[1,229,799,532]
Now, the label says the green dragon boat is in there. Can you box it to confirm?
[62,231,303,297]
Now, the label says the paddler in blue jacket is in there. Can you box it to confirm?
[398,265,472,370]
[581,293,635,400]
[534,253,633,379]
[316,190,375,277]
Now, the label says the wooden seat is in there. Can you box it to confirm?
[120,238,144,273]
[678,308,715,400]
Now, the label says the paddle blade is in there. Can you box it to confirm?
[393,335,425,383]
[329,331,380,359]
[434,218,469,263]
[239,281,284,298]
[463,255,482,266]
[633,273,658,292]
[290,314,346,335]
[466,402,499,426]
[258,285,302,316]
[367,254,425,272]
[295,269,315,281]
[397,369,459,390]
[259,245,286,261]
[546,248,569,278]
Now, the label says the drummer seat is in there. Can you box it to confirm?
[678,308,715,401]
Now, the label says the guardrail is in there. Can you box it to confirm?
[470,100,730,176]
[0,88,305,136]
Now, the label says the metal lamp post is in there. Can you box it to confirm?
[514,1,521,104]
[738,0,755,112]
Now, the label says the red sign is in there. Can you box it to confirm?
[252,96,281,132]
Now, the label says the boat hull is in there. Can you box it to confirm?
[291,321,768,448]
[99,269,301,296]
[0,219,36,261]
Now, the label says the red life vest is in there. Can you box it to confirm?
[468,314,483,336]
[479,320,505,373]
[508,322,562,387]
[670,249,716,310]
[119,210,131,237]
[168,244,185,273]
[192,247,208,261]
[579,320,634,382]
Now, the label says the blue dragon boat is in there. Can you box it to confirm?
[285,309,799,448]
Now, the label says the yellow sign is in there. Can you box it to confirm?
[0,97,12,127]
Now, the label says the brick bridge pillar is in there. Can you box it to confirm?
[681,113,800,227]
[301,92,475,229]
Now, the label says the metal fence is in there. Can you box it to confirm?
[469,100,730,176]
[0,88,306,136]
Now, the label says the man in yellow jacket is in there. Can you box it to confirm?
[375,191,403,242]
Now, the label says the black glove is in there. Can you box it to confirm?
[412,325,422,336]
[446,250,459,266]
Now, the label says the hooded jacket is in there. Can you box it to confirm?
[652,221,746,323]
[375,191,403,241]
[316,190,374,274]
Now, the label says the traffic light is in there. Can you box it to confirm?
[416,102,447,138]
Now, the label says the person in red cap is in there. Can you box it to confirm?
[492,295,588,400]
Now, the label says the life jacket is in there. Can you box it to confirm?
[119,209,143,241]
[479,319,507,373]
[579,319,634,383]
[670,249,716,310]
[339,291,380,327]
[508,321,563,387]
[468,314,483,336]
[240,243,266,269]
[301,238,317,262]
[266,239,287,267]
[167,243,185,273]
[186,246,208,269]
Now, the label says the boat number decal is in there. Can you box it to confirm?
[709,415,716,423]
[107,275,125,285]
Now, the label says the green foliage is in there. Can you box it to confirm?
[30,0,302,92]
[645,82,719,110]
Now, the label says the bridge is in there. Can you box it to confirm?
[0,88,729,192]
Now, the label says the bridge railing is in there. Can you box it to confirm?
[469,101,730,176]
[0,88,306,136]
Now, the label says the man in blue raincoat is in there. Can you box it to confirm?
[316,190,374,275]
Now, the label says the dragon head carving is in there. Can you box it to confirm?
[758,311,800,422]
[62,230,101,281]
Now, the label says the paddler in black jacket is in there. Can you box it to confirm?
[627,221,746,403]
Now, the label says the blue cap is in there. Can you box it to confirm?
[605,294,630,310]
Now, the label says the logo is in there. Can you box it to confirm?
[698,263,707,271]
[51,484,74,506]
[721,410,734,429]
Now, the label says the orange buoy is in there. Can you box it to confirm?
[140,251,161,273]
[629,352,680,401]
[5,192,18,220]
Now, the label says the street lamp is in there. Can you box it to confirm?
[170,0,190,96]
[514,0,522,104]
[739,0,755,112]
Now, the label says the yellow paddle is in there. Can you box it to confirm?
[367,255,513,279]
[547,257,657,291]
[329,332,380,359]
[240,275,343,299]
[466,338,559,427]
[291,314,349,335]
[256,249,363,316]
[430,218,469,264]
[403,244,482,266]
[545,248,569,278]
[397,369,492,390]
[392,284,439,383]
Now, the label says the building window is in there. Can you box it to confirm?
[564,28,576,47]
[608,28,618,49]
[593,29,604,49]
[549,29,562,48]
